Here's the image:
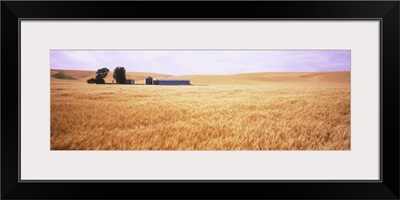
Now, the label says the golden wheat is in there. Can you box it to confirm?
[50,71,350,150]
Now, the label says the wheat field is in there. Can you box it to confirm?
[51,70,350,150]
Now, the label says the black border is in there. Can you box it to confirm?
[2,1,399,199]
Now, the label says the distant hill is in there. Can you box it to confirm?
[173,71,350,86]
[50,69,172,84]
[51,72,77,80]
[50,69,350,86]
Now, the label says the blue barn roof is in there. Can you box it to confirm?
[154,79,190,85]
[158,79,189,81]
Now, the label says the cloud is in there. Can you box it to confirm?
[50,50,350,75]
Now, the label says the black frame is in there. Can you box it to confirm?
[2,1,399,199]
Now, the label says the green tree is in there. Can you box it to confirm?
[87,78,96,84]
[87,68,110,84]
[96,67,110,79]
[113,66,126,84]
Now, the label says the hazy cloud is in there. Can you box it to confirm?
[50,50,350,75]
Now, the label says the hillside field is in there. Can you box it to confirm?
[51,70,350,150]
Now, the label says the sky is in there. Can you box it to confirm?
[50,50,350,75]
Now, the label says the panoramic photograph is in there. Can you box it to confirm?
[50,50,351,150]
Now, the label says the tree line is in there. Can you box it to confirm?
[87,66,126,84]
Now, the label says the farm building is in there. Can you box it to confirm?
[153,79,190,85]
[125,79,135,84]
[145,76,153,85]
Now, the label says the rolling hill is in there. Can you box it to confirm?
[50,69,350,86]
[51,69,172,84]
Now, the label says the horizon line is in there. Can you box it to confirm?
[50,68,351,76]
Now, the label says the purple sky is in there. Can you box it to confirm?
[50,50,350,75]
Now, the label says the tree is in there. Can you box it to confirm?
[96,68,110,81]
[87,78,96,84]
[86,67,110,84]
[95,77,105,84]
[113,66,126,84]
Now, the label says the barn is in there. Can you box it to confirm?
[125,79,135,84]
[153,79,190,85]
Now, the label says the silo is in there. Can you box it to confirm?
[145,76,153,85]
